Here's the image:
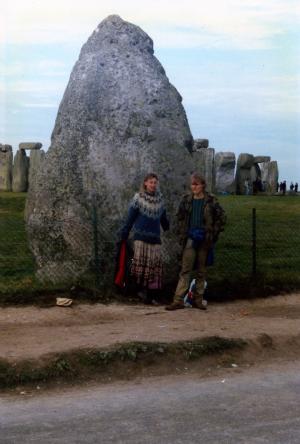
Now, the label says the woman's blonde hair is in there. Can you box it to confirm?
[140,173,159,192]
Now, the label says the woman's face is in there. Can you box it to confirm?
[191,180,205,195]
[144,177,158,193]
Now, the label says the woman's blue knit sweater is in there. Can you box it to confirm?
[121,191,169,244]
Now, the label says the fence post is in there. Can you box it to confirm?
[252,208,257,276]
[92,196,101,287]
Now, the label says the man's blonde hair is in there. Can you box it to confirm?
[191,173,206,186]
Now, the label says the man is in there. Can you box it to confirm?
[282,180,287,195]
[166,173,226,311]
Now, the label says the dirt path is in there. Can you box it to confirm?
[1,293,300,362]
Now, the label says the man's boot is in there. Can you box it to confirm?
[165,301,185,311]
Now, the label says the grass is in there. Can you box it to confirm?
[0,191,300,300]
[0,337,246,389]
[0,193,37,293]
[209,194,300,297]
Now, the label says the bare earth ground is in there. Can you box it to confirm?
[1,293,300,363]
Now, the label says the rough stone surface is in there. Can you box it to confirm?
[260,161,279,193]
[237,153,254,169]
[215,152,235,193]
[12,149,29,192]
[0,144,13,191]
[19,142,42,150]
[192,146,215,192]
[28,150,45,193]
[193,139,209,150]
[25,15,194,284]
[235,153,255,194]
[250,163,261,183]
[253,156,271,164]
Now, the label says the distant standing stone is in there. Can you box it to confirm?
[0,144,13,191]
[235,153,254,194]
[260,161,279,194]
[215,152,236,193]
[193,145,215,192]
[12,149,29,192]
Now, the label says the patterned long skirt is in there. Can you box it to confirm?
[131,240,163,290]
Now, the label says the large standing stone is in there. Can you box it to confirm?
[26,15,194,284]
[0,144,13,191]
[193,141,215,192]
[235,153,254,194]
[260,161,279,193]
[12,149,29,192]
[215,152,236,193]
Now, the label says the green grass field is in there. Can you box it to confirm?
[0,191,299,300]
[210,194,300,297]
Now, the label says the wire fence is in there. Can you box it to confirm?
[1,194,300,297]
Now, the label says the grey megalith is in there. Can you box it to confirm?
[0,144,13,192]
[235,153,254,194]
[12,149,29,192]
[215,151,236,194]
[261,161,279,193]
[192,140,215,193]
[25,15,194,284]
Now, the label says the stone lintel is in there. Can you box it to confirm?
[0,144,13,153]
[253,156,271,164]
[19,142,42,150]
[193,139,209,150]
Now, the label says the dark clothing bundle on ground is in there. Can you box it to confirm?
[114,240,133,290]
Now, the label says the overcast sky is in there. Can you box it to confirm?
[1,0,299,181]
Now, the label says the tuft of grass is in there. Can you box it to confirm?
[0,337,247,389]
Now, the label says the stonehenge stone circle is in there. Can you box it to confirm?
[26,15,194,284]
[0,144,13,191]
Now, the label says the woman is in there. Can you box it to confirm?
[166,173,226,311]
[120,173,169,304]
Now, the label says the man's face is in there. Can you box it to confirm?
[191,180,205,195]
